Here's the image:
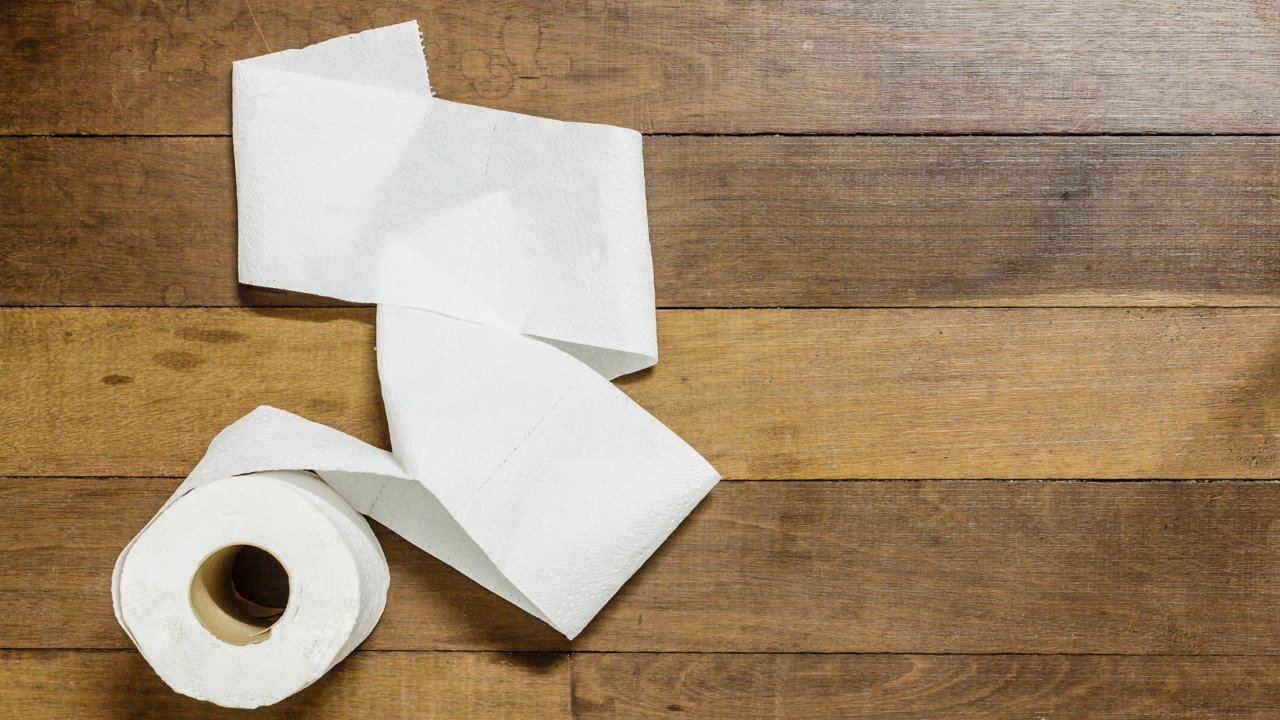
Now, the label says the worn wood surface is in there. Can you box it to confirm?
[6,651,1275,719]
[5,136,1280,308]
[6,307,1280,480]
[6,478,1280,655]
[3,1,1280,134]
[572,654,1280,719]
[0,650,570,719]
[3,651,1276,720]
[6,1,1280,716]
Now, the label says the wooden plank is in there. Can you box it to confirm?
[2,2,1279,135]
[6,478,1280,654]
[5,307,1280,479]
[0,650,569,718]
[6,137,1280,309]
[572,654,1280,719]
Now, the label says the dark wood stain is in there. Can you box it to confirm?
[150,350,202,372]
[174,327,248,344]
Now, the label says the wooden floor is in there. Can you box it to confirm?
[4,1,1280,717]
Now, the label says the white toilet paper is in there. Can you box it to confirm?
[113,471,389,709]
[233,21,655,379]
[215,20,719,638]
[139,306,719,639]
[114,20,720,708]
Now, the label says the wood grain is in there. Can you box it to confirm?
[7,0,1277,715]
[7,478,1280,654]
[0,650,569,718]
[5,651,1274,719]
[572,654,1280,719]
[3,2,1279,134]
[6,307,1280,479]
[5,136,1280,308]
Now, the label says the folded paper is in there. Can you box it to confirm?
[122,306,718,639]
[115,20,719,693]
[233,21,655,379]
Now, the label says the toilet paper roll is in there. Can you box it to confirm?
[112,471,389,709]
[112,20,720,708]
[217,20,720,640]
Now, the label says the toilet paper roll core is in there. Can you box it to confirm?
[189,544,290,646]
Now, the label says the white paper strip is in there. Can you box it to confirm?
[233,20,655,379]
[115,19,718,657]
[121,306,718,638]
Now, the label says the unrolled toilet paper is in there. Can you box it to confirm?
[233,21,655,379]
[126,305,718,638]
[115,20,720,708]
[113,471,389,709]
[220,18,720,637]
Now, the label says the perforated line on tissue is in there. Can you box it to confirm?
[363,476,394,518]
[466,383,577,503]
[460,124,502,285]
